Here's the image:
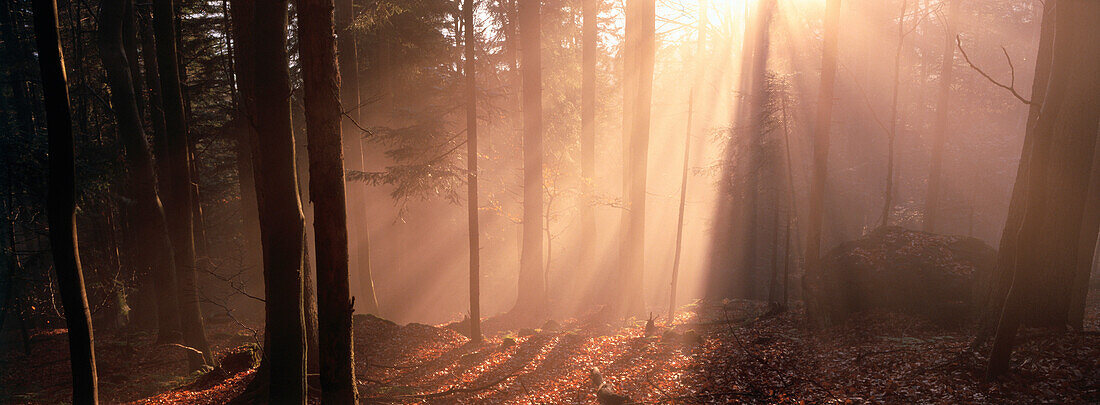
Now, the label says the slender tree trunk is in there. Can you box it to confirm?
[668,0,705,321]
[879,1,908,228]
[334,0,379,315]
[804,0,841,327]
[780,95,797,308]
[122,0,144,119]
[139,12,170,185]
[580,0,597,284]
[33,0,99,401]
[252,0,307,400]
[98,0,182,344]
[297,0,359,399]
[152,0,211,368]
[463,0,482,343]
[514,0,545,318]
[988,0,1100,377]
[923,0,960,233]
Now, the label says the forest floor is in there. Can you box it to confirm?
[2,298,1099,404]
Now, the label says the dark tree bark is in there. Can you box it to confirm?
[463,0,482,344]
[1069,138,1100,328]
[97,0,182,344]
[252,0,307,399]
[151,0,211,368]
[669,0,705,320]
[973,0,1054,345]
[33,0,99,401]
[513,0,545,318]
[334,0,379,315]
[580,0,597,281]
[922,0,960,233]
[297,0,359,399]
[138,11,171,186]
[987,0,1100,377]
[227,0,263,298]
[803,0,841,327]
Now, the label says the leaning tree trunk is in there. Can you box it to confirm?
[972,0,1054,346]
[803,0,841,328]
[297,0,360,399]
[987,0,1100,378]
[252,0,307,400]
[151,0,211,368]
[514,0,545,318]
[98,0,182,344]
[922,0,960,233]
[33,0,99,401]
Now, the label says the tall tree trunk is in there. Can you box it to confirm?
[298,0,360,399]
[334,0,379,315]
[668,0,705,321]
[972,0,1055,346]
[98,0,182,344]
[616,0,655,316]
[922,0,960,233]
[33,0,99,401]
[138,7,185,340]
[803,0,841,327]
[580,0,597,284]
[987,0,1100,377]
[1069,136,1100,329]
[252,0,307,400]
[151,0,211,368]
[227,0,263,300]
[463,0,482,344]
[514,0,545,318]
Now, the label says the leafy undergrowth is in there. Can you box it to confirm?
[3,300,1098,404]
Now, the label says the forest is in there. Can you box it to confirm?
[0,0,1098,403]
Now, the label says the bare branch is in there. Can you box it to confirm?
[955,35,1032,104]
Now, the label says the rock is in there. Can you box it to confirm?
[804,226,994,326]
[501,337,516,348]
[518,328,537,337]
[662,329,681,342]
